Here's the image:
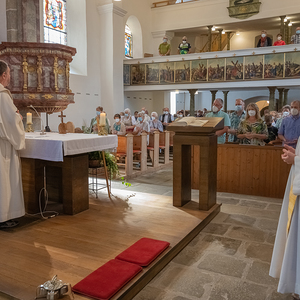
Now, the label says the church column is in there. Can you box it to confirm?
[226,32,232,51]
[280,16,286,41]
[283,89,289,106]
[277,88,285,110]
[6,0,40,42]
[285,20,290,45]
[222,91,229,112]
[207,26,212,52]
[287,22,292,45]
[268,87,276,111]
[210,90,218,108]
[218,29,223,51]
[188,89,198,116]
[97,3,127,122]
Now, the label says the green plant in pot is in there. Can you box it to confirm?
[88,151,119,179]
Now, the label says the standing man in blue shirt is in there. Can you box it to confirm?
[278,100,300,149]
[228,98,246,142]
[206,98,231,144]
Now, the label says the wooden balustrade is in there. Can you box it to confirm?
[191,144,291,198]
[115,131,173,175]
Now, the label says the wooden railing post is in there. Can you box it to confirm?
[126,133,133,176]
[141,132,148,171]
[153,130,160,167]
[164,131,170,163]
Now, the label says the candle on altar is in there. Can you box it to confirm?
[26,113,32,124]
[99,113,106,126]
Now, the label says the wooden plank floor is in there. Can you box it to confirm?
[0,187,219,300]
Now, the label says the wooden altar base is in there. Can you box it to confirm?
[0,189,220,300]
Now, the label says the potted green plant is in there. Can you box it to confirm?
[88,151,119,179]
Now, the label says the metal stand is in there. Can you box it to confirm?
[88,151,112,200]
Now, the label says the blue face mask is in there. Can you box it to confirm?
[124,113,129,117]
[236,105,242,111]
[138,117,143,122]
[296,30,300,34]
[96,111,100,116]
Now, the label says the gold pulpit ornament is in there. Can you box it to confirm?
[97,113,108,136]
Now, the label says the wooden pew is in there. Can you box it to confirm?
[132,132,147,171]
[148,131,160,167]
[191,143,291,199]
[116,134,134,176]
[159,131,170,164]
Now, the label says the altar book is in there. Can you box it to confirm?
[174,117,209,127]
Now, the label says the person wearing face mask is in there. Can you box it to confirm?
[205,98,231,144]
[149,112,163,133]
[122,108,136,130]
[159,107,174,130]
[175,110,184,121]
[178,36,191,55]
[133,112,150,135]
[237,103,268,146]
[141,107,150,122]
[278,101,300,149]
[291,27,300,44]
[90,106,111,134]
[158,36,171,56]
[112,114,126,136]
[257,30,272,48]
[264,114,280,144]
[275,105,291,129]
[228,99,246,142]
[273,33,286,46]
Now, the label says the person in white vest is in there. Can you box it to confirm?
[269,141,300,300]
[0,60,26,229]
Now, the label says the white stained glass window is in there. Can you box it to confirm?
[125,25,133,58]
[44,0,67,45]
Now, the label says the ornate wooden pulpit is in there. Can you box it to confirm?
[168,117,224,211]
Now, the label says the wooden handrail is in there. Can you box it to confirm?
[152,0,198,8]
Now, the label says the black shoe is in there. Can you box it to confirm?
[0,220,19,229]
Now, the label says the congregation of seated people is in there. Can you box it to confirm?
[89,99,300,149]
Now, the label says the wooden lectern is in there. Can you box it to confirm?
[168,117,224,211]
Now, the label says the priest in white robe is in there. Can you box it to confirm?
[270,140,300,299]
[0,60,26,228]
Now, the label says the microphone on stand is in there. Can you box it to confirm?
[29,105,46,135]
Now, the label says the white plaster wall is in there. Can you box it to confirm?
[151,0,300,32]
[0,0,7,42]
[124,91,154,113]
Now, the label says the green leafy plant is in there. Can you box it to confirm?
[121,177,132,187]
[88,151,119,178]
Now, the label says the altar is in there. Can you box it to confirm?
[20,133,118,215]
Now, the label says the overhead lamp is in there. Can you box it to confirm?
[222,31,225,34]
[175,90,179,94]
[195,91,198,95]
[236,31,240,36]
[288,22,293,26]
[212,26,216,31]
[284,17,288,22]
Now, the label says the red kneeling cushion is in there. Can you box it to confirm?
[115,237,170,267]
[72,259,142,300]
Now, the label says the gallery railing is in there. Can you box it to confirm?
[123,44,300,86]
[152,0,198,8]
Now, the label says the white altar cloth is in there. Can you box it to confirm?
[20,132,118,162]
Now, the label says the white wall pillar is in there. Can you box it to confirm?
[97,3,127,122]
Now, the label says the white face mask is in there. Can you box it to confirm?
[164,111,168,114]
[178,114,183,118]
[163,39,167,43]
[141,110,145,113]
[212,106,219,113]
[283,111,289,117]
[182,40,187,44]
[291,108,299,116]
[151,116,155,120]
[115,118,120,123]
[277,36,282,40]
[248,110,256,117]
[261,34,266,38]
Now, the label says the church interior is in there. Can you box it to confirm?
[0,0,300,299]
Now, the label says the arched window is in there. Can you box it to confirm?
[125,24,133,58]
[43,0,67,45]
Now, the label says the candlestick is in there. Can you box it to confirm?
[99,113,106,126]
[27,112,32,124]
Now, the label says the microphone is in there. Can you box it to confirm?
[29,105,46,135]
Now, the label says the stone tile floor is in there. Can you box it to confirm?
[118,167,293,300]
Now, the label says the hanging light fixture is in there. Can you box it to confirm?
[212,26,216,31]
[222,31,225,35]
[284,17,288,22]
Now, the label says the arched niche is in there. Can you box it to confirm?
[125,15,143,59]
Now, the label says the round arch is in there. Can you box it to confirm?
[125,15,143,59]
